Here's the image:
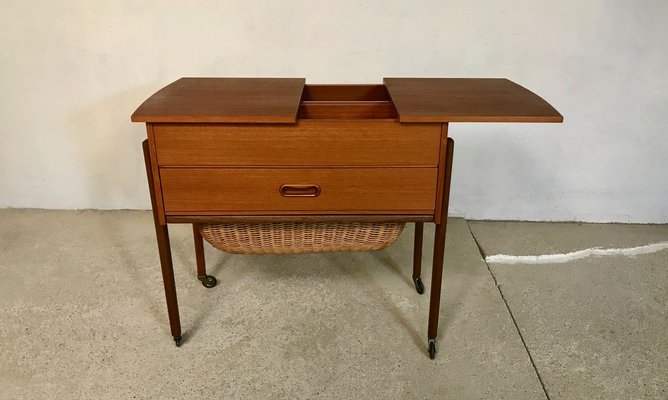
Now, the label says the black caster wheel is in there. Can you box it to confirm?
[414,277,425,294]
[428,340,436,359]
[198,275,217,288]
[174,336,182,347]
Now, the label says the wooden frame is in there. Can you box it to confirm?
[134,77,561,359]
[141,132,455,357]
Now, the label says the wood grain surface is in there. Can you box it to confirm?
[165,215,434,223]
[301,84,389,101]
[298,102,397,119]
[152,121,441,166]
[159,167,437,214]
[384,78,563,123]
[131,78,305,123]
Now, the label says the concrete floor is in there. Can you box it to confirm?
[0,210,665,399]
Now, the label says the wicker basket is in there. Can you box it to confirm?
[199,222,405,254]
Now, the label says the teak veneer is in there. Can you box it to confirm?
[132,77,562,358]
[152,121,441,166]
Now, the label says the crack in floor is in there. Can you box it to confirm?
[465,220,552,400]
[485,241,668,264]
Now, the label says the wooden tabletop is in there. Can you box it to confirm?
[132,77,562,124]
[131,78,305,123]
[384,78,563,123]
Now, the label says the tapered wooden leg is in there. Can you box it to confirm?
[155,224,182,346]
[193,224,206,276]
[427,137,455,359]
[193,224,217,288]
[412,222,425,294]
[143,140,182,346]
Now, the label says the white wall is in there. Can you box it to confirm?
[1,0,667,223]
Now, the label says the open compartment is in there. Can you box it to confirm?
[298,84,398,120]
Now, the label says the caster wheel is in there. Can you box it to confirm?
[198,275,217,288]
[174,336,182,347]
[414,277,425,294]
[428,340,436,359]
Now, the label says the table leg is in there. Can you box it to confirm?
[193,224,217,288]
[143,140,182,347]
[412,222,425,294]
[427,137,455,359]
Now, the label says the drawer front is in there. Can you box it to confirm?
[152,121,441,166]
[160,168,437,214]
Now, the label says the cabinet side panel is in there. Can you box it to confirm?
[434,123,449,224]
[146,124,166,225]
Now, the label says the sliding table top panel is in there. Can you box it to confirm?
[132,77,562,124]
[383,78,563,123]
[131,78,305,123]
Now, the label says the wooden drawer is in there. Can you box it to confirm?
[160,167,437,214]
[152,121,441,166]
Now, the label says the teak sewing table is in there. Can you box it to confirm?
[131,77,561,359]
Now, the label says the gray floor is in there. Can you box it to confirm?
[0,210,665,399]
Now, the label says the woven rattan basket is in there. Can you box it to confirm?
[199,222,405,254]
